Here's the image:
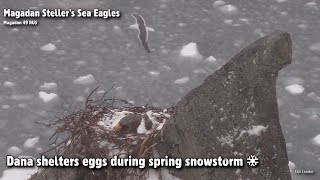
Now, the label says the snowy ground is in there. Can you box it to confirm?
[0,0,319,179]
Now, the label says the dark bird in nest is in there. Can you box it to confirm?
[114,114,153,134]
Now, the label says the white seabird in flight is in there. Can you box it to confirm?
[129,13,155,53]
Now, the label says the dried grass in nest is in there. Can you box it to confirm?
[33,86,175,180]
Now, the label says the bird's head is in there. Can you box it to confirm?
[114,123,123,133]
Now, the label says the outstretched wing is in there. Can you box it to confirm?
[132,13,151,53]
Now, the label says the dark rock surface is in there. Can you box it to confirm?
[157,32,292,180]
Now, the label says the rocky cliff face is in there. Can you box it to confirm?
[30,32,293,180]
[157,32,292,180]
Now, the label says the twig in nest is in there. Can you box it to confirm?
[85,86,100,108]
[39,138,68,156]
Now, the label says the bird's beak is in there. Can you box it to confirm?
[114,124,122,133]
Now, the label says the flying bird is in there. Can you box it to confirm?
[129,13,155,53]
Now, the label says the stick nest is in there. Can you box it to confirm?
[30,87,175,180]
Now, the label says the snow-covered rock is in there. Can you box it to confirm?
[7,146,23,156]
[137,119,147,134]
[73,74,96,85]
[284,84,305,95]
[2,105,10,109]
[174,77,190,84]
[205,56,217,62]
[179,43,202,59]
[247,125,268,136]
[38,91,58,103]
[288,161,296,172]
[40,43,57,51]
[218,5,239,15]
[212,0,226,8]
[23,137,39,149]
[0,166,38,180]
[3,81,16,87]
[149,71,160,76]
[311,134,320,146]
[276,0,287,3]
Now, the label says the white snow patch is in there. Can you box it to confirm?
[193,68,207,74]
[254,28,265,37]
[239,18,249,23]
[0,166,38,180]
[40,82,57,90]
[3,81,16,87]
[276,0,287,3]
[235,169,241,176]
[146,111,157,122]
[305,2,318,9]
[7,146,23,156]
[212,1,226,8]
[128,100,135,104]
[288,161,296,172]
[40,43,56,51]
[38,91,58,103]
[311,134,320,146]
[297,24,307,29]
[179,42,202,59]
[238,125,268,139]
[307,92,320,103]
[10,28,19,32]
[247,125,268,136]
[289,113,301,119]
[308,114,320,122]
[96,90,105,94]
[224,19,233,24]
[285,84,305,95]
[23,137,39,149]
[157,119,166,130]
[149,71,160,76]
[218,134,234,147]
[309,43,320,52]
[73,74,96,85]
[99,110,133,129]
[178,23,186,27]
[113,25,121,32]
[2,105,10,109]
[137,118,147,134]
[218,5,239,15]
[205,56,217,62]
[174,77,190,84]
